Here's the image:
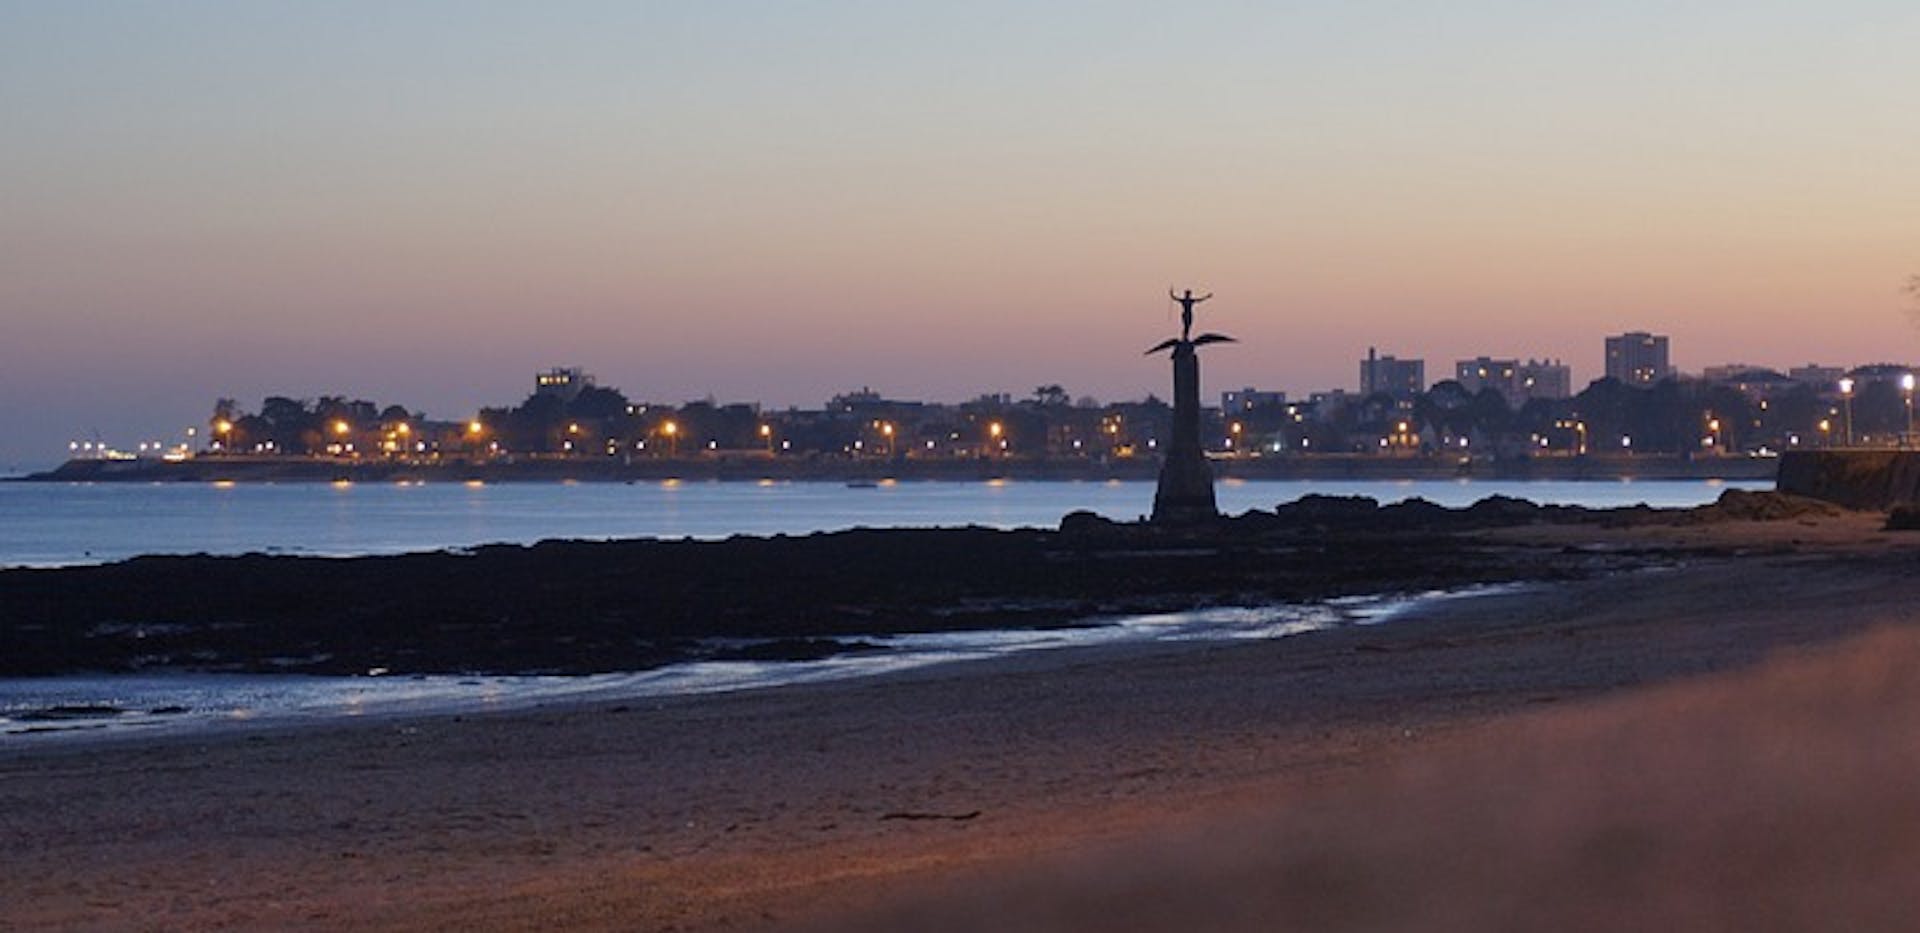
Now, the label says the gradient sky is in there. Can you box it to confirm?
[4,2,1919,466]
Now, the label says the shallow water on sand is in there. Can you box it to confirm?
[0,587,1511,745]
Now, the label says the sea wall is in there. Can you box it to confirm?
[1776,450,1920,509]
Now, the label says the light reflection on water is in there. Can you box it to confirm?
[0,586,1509,744]
[0,479,1757,568]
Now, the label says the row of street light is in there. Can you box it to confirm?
[1833,374,1916,447]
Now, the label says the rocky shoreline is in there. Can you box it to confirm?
[0,490,1839,677]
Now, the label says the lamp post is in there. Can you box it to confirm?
[759,423,773,454]
[1904,374,1917,447]
[988,421,1004,457]
[662,420,679,458]
[1839,377,1855,446]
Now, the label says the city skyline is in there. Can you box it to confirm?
[13,308,1917,469]
[63,337,1914,464]
[5,3,1919,466]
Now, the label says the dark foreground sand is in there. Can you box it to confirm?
[3,513,1918,931]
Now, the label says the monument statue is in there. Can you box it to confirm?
[1146,288,1236,524]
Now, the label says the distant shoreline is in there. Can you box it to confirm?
[19,453,1777,484]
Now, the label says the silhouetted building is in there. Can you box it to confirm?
[1359,348,1424,400]
[1515,359,1572,401]
[1455,357,1517,397]
[535,367,594,402]
[1604,332,1671,385]
[1706,365,1797,402]
[1702,363,1760,383]
[1846,363,1915,388]
[1222,388,1286,413]
[1789,364,1846,391]
[1457,356,1570,404]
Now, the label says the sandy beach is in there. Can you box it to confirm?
[3,511,1918,930]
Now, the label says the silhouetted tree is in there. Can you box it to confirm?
[1031,385,1070,407]
[1854,380,1907,436]
[1762,385,1822,442]
[566,386,630,420]
[259,396,315,453]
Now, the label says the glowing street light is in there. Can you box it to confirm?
[662,420,679,457]
[1904,373,1917,446]
[1839,377,1856,446]
[759,423,773,454]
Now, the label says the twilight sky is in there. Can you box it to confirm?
[4,1,1919,466]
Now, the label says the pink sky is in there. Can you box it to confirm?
[3,3,1918,464]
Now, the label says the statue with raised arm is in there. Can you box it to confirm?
[1145,287,1236,525]
[1170,288,1212,341]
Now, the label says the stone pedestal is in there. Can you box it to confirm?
[1151,344,1219,524]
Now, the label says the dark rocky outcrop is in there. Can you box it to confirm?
[1885,505,1920,531]
[0,491,1845,678]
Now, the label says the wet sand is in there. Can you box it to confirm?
[2,512,1917,930]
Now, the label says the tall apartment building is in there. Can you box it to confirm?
[1604,332,1672,385]
[1457,357,1572,404]
[1515,359,1573,400]
[1454,357,1517,397]
[1360,347,1425,400]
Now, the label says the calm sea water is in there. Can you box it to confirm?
[0,478,1759,568]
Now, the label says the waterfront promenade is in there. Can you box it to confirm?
[27,451,1778,484]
